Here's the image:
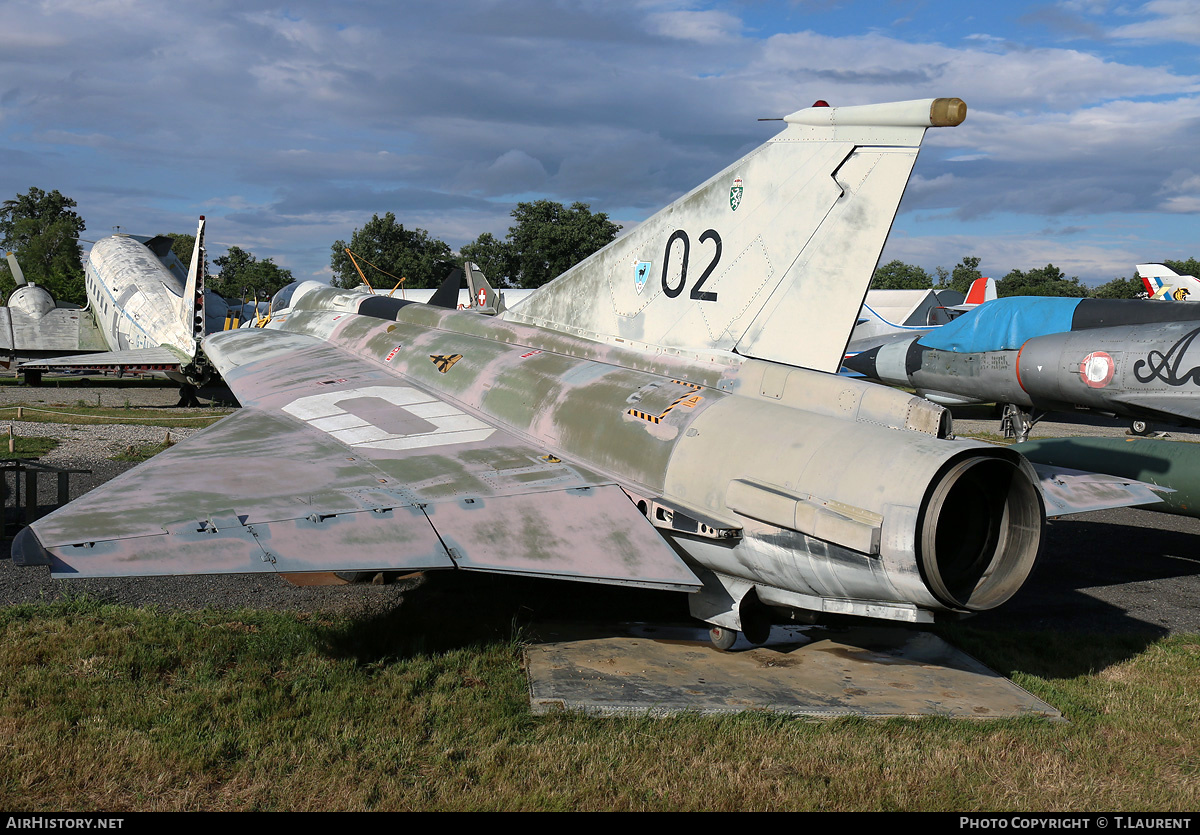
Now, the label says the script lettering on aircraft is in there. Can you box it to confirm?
[1134,326,1200,387]
[661,229,721,302]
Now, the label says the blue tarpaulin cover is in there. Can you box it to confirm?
[917,297,1082,353]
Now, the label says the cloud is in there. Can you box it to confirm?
[881,232,1147,285]
[2,0,1199,282]
[1109,0,1200,44]
[645,9,743,43]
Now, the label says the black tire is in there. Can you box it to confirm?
[708,626,738,651]
[1130,419,1152,436]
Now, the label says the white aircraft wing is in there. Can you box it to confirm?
[1031,464,1170,517]
[0,308,90,354]
[19,346,186,374]
[14,328,701,592]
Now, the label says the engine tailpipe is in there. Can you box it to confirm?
[918,453,1043,611]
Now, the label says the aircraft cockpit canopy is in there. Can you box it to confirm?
[271,281,301,312]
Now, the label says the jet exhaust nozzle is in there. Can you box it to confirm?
[917,452,1043,611]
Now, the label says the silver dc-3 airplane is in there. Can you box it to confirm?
[18,219,213,402]
[11,98,1164,648]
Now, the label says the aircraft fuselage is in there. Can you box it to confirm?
[854,322,1200,427]
[213,282,1044,627]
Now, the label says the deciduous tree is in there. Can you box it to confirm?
[997,264,1089,298]
[330,213,453,290]
[1091,275,1145,299]
[870,260,931,290]
[211,246,294,301]
[940,256,984,296]
[0,187,86,304]
[503,201,619,289]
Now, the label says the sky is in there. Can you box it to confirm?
[1,0,1197,287]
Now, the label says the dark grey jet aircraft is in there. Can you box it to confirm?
[843,295,1200,440]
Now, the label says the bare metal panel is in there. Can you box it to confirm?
[526,625,1060,719]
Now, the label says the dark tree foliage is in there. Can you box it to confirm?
[0,187,86,304]
[1091,275,1146,299]
[1164,258,1200,279]
[211,246,294,301]
[162,232,196,268]
[500,200,619,289]
[458,232,512,287]
[330,213,453,290]
[870,259,932,290]
[997,264,1089,298]
[939,256,984,296]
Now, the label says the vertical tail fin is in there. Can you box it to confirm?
[179,216,206,355]
[964,277,996,306]
[464,261,503,313]
[1138,263,1198,301]
[505,98,967,373]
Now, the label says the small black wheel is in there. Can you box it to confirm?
[709,626,738,651]
[1130,419,1152,436]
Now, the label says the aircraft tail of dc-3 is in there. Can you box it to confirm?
[11,98,1165,648]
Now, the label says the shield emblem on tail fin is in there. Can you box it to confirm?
[634,261,651,295]
[729,177,743,211]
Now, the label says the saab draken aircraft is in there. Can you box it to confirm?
[18,218,212,402]
[11,98,1164,649]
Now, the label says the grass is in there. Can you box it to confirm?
[109,442,172,462]
[0,597,1195,811]
[0,404,228,429]
[0,436,60,460]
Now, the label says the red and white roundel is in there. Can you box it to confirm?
[1079,351,1115,388]
[477,287,487,307]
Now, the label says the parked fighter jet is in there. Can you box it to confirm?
[843,295,1200,440]
[11,98,1163,649]
[1140,264,1199,301]
[18,218,212,402]
[847,277,996,357]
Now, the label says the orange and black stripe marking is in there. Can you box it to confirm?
[627,380,703,424]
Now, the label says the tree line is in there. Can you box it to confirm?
[3,185,1192,309]
[869,255,1197,300]
[329,199,619,292]
[0,187,620,307]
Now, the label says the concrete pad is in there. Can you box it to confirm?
[525,624,1061,720]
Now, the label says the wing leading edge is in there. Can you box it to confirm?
[14,329,700,592]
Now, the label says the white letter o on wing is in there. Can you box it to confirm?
[282,385,495,451]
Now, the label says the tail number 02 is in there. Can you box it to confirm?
[661,229,721,302]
